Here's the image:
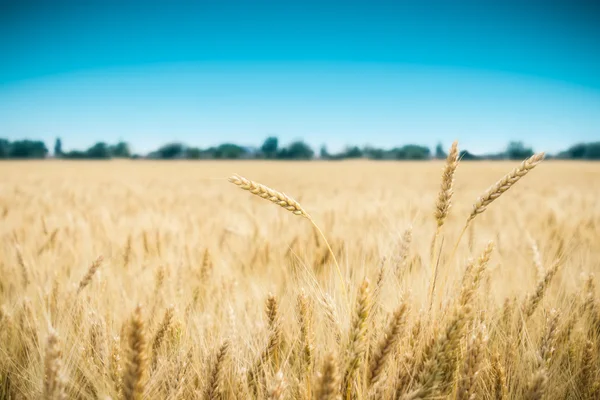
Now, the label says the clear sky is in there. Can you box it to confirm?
[1,0,599,154]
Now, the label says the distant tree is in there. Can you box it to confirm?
[435,142,447,159]
[86,142,111,159]
[54,138,63,158]
[364,146,384,160]
[0,139,9,158]
[459,150,479,160]
[214,143,247,159]
[260,137,279,159]
[110,141,131,158]
[505,141,533,160]
[62,150,87,159]
[9,140,48,158]
[155,143,185,159]
[584,142,600,159]
[389,145,430,160]
[185,147,202,159]
[277,141,314,160]
[343,146,363,158]
[319,145,330,159]
[563,143,587,159]
[558,142,600,160]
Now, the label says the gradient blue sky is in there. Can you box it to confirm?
[1,0,599,154]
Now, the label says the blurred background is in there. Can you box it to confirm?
[1,0,599,160]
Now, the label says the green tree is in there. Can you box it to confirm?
[9,140,48,158]
[343,146,363,158]
[435,142,447,159]
[63,150,87,159]
[260,137,279,158]
[0,139,9,158]
[185,147,202,159]
[584,142,600,159]
[558,142,600,160]
[277,141,314,160]
[110,141,131,158]
[214,143,247,159]
[364,146,384,160]
[86,142,111,159]
[54,138,63,158]
[390,145,430,160]
[505,141,533,160]
[459,150,479,160]
[154,143,185,159]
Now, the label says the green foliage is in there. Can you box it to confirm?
[213,143,247,159]
[277,141,314,160]
[557,142,600,160]
[109,141,131,158]
[0,139,9,158]
[1,135,600,161]
[85,142,111,159]
[435,142,447,159]
[7,140,48,159]
[506,141,534,160]
[460,150,479,160]
[153,143,185,159]
[54,138,63,157]
[185,147,202,159]
[63,142,112,159]
[363,146,385,160]
[344,146,363,158]
[260,137,279,158]
[390,144,431,160]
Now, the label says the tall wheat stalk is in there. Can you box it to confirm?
[429,141,459,309]
[228,174,346,295]
[450,152,545,260]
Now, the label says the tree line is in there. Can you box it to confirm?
[1,136,599,160]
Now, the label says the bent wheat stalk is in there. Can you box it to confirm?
[450,152,545,260]
[228,174,346,294]
[429,141,459,307]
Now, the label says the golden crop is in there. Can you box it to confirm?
[0,158,599,399]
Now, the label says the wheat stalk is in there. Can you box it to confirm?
[151,306,174,366]
[343,278,370,400]
[450,152,545,259]
[76,255,104,294]
[228,174,346,295]
[368,301,408,388]
[316,353,339,400]
[43,328,67,400]
[205,341,230,400]
[123,305,146,400]
[434,141,459,229]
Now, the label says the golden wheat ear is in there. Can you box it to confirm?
[228,174,309,218]
[228,174,346,296]
[468,152,545,222]
[450,152,545,260]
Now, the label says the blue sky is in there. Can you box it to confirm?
[1,0,599,154]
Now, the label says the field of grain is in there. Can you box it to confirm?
[1,158,599,399]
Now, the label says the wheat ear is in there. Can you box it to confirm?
[368,301,408,387]
[316,353,339,400]
[123,305,146,400]
[43,328,67,400]
[205,341,230,400]
[450,152,545,259]
[343,279,370,400]
[429,141,459,305]
[76,255,104,294]
[228,174,346,294]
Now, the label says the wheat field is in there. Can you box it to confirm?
[1,158,599,399]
